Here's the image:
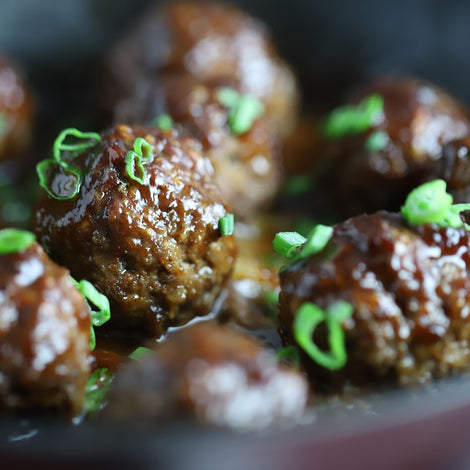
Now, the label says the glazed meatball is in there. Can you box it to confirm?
[104,2,299,138]
[279,212,470,388]
[33,125,236,338]
[149,75,281,216]
[0,239,90,413]
[104,322,308,431]
[319,78,470,217]
[0,54,34,164]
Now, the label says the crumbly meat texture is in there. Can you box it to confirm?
[148,75,282,216]
[103,2,299,138]
[0,243,90,413]
[103,322,308,431]
[279,212,470,388]
[319,78,470,217]
[33,125,236,338]
[0,54,34,163]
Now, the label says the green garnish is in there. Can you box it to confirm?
[322,94,384,139]
[129,346,153,360]
[84,368,113,414]
[276,345,301,368]
[52,128,101,162]
[219,213,234,236]
[153,113,173,130]
[0,228,35,255]
[282,175,312,196]
[365,130,389,152]
[0,112,7,138]
[125,137,154,184]
[36,128,101,200]
[291,224,333,263]
[72,278,111,351]
[36,160,82,200]
[272,232,306,259]
[293,301,353,370]
[264,290,279,319]
[401,179,470,228]
[217,87,264,135]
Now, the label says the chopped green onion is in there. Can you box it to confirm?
[365,130,389,152]
[401,180,451,224]
[293,301,353,370]
[219,213,234,236]
[292,224,333,262]
[125,151,146,184]
[153,113,174,130]
[0,112,7,138]
[217,87,265,135]
[129,346,153,360]
[84,368,113,414]
[52,128,101,162]
[133,137,153,161]
[322,94,384,139]
[36,128,100,201]
[36,159,82,200]
[228,95,264,135]
[282,175,312,196]
[400,179,470,229]
[72,278,111,350]
[217,87,240,108]
[276,345,301,368]
[0,228,35,255]
[264,290,279,319]
[125,137,154,185]
[272,232,306,259]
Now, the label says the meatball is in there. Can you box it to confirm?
[104,322,308,431]
[0,54,34,164]
[319,77,470,217]
[148,75,281,216]
[104,2,299,138]
[279,212,470,388]
[33,124,236,338]
[0,238,90,413]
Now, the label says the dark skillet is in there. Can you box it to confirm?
[2,1,470,469]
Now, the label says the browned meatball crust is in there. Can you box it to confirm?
[104,322,308,431]
[320,78,470,217]
[0,242,90,413]
[33,125,236,338]
[279,212,470,388]
[0,54,34,163]
[104,2,299,138]
[149,75,281,216]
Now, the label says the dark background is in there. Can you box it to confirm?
[1,0,470,111]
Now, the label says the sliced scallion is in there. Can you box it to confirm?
[272,232,306,259]
[219,213,234,236]
[0,228,35,255]
[217,87,264,135]
[72,278,111,351]
[129,346,153,360]
[322,93,384,139]
[293,301,353,370]
[153,113,173,130]
[365,130,389,152]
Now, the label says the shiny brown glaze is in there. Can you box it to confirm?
[104,321,308,431]
[320,78,470,217]
[0,55,34,163]
[104,1,299,138]
[0,242,90,414]
[279,212,470,389]
[33,124,236,338]
[150,75,281,216]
